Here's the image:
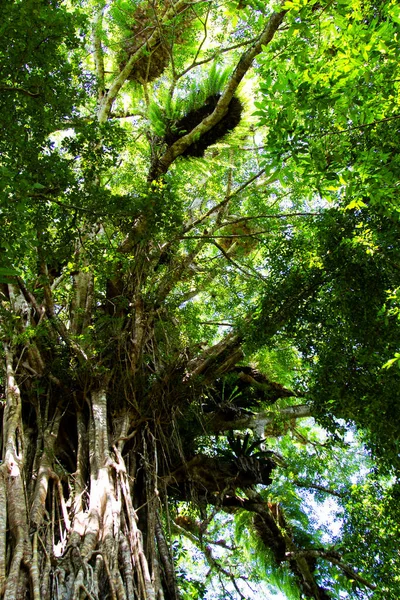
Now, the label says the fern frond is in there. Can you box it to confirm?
[148,63,234,137]
[247,437,267,456]
[241,432,251,456]
[148,101,167,137]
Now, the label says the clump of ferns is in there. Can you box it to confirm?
[148,64,244,157]
[112,0,194,83]
[223,432,274,461]
[220,432,278,485]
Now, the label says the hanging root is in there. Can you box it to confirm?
[1,350,170,600]
[2,346,32,600]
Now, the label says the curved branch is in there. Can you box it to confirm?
[176,36,259,80]
[181,168,277,235]
[185,332,243,383]
[212,239,264,281]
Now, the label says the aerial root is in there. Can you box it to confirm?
[1,371,160,600]
[0,469,7,592]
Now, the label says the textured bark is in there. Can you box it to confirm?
[2,346,31,600]
[0,469,6,592]
[0,247,332,600]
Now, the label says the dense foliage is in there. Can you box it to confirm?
[0,1,399,599]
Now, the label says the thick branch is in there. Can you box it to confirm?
[151,7,287,178]
[185,332,243,383]
[2,345,31,600]
[205,404,312,435]
[166,453,275,493]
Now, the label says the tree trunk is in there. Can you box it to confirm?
[0,359,174,598]
[0,278,324,599]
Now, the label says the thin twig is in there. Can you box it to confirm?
[212,240,265,281]
[199,321,233,327]
[293,481,344,498]
[318,114,400,138]
[182,168,275,234]
[0,85,40,97]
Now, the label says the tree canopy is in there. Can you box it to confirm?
[0,1,400,599]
